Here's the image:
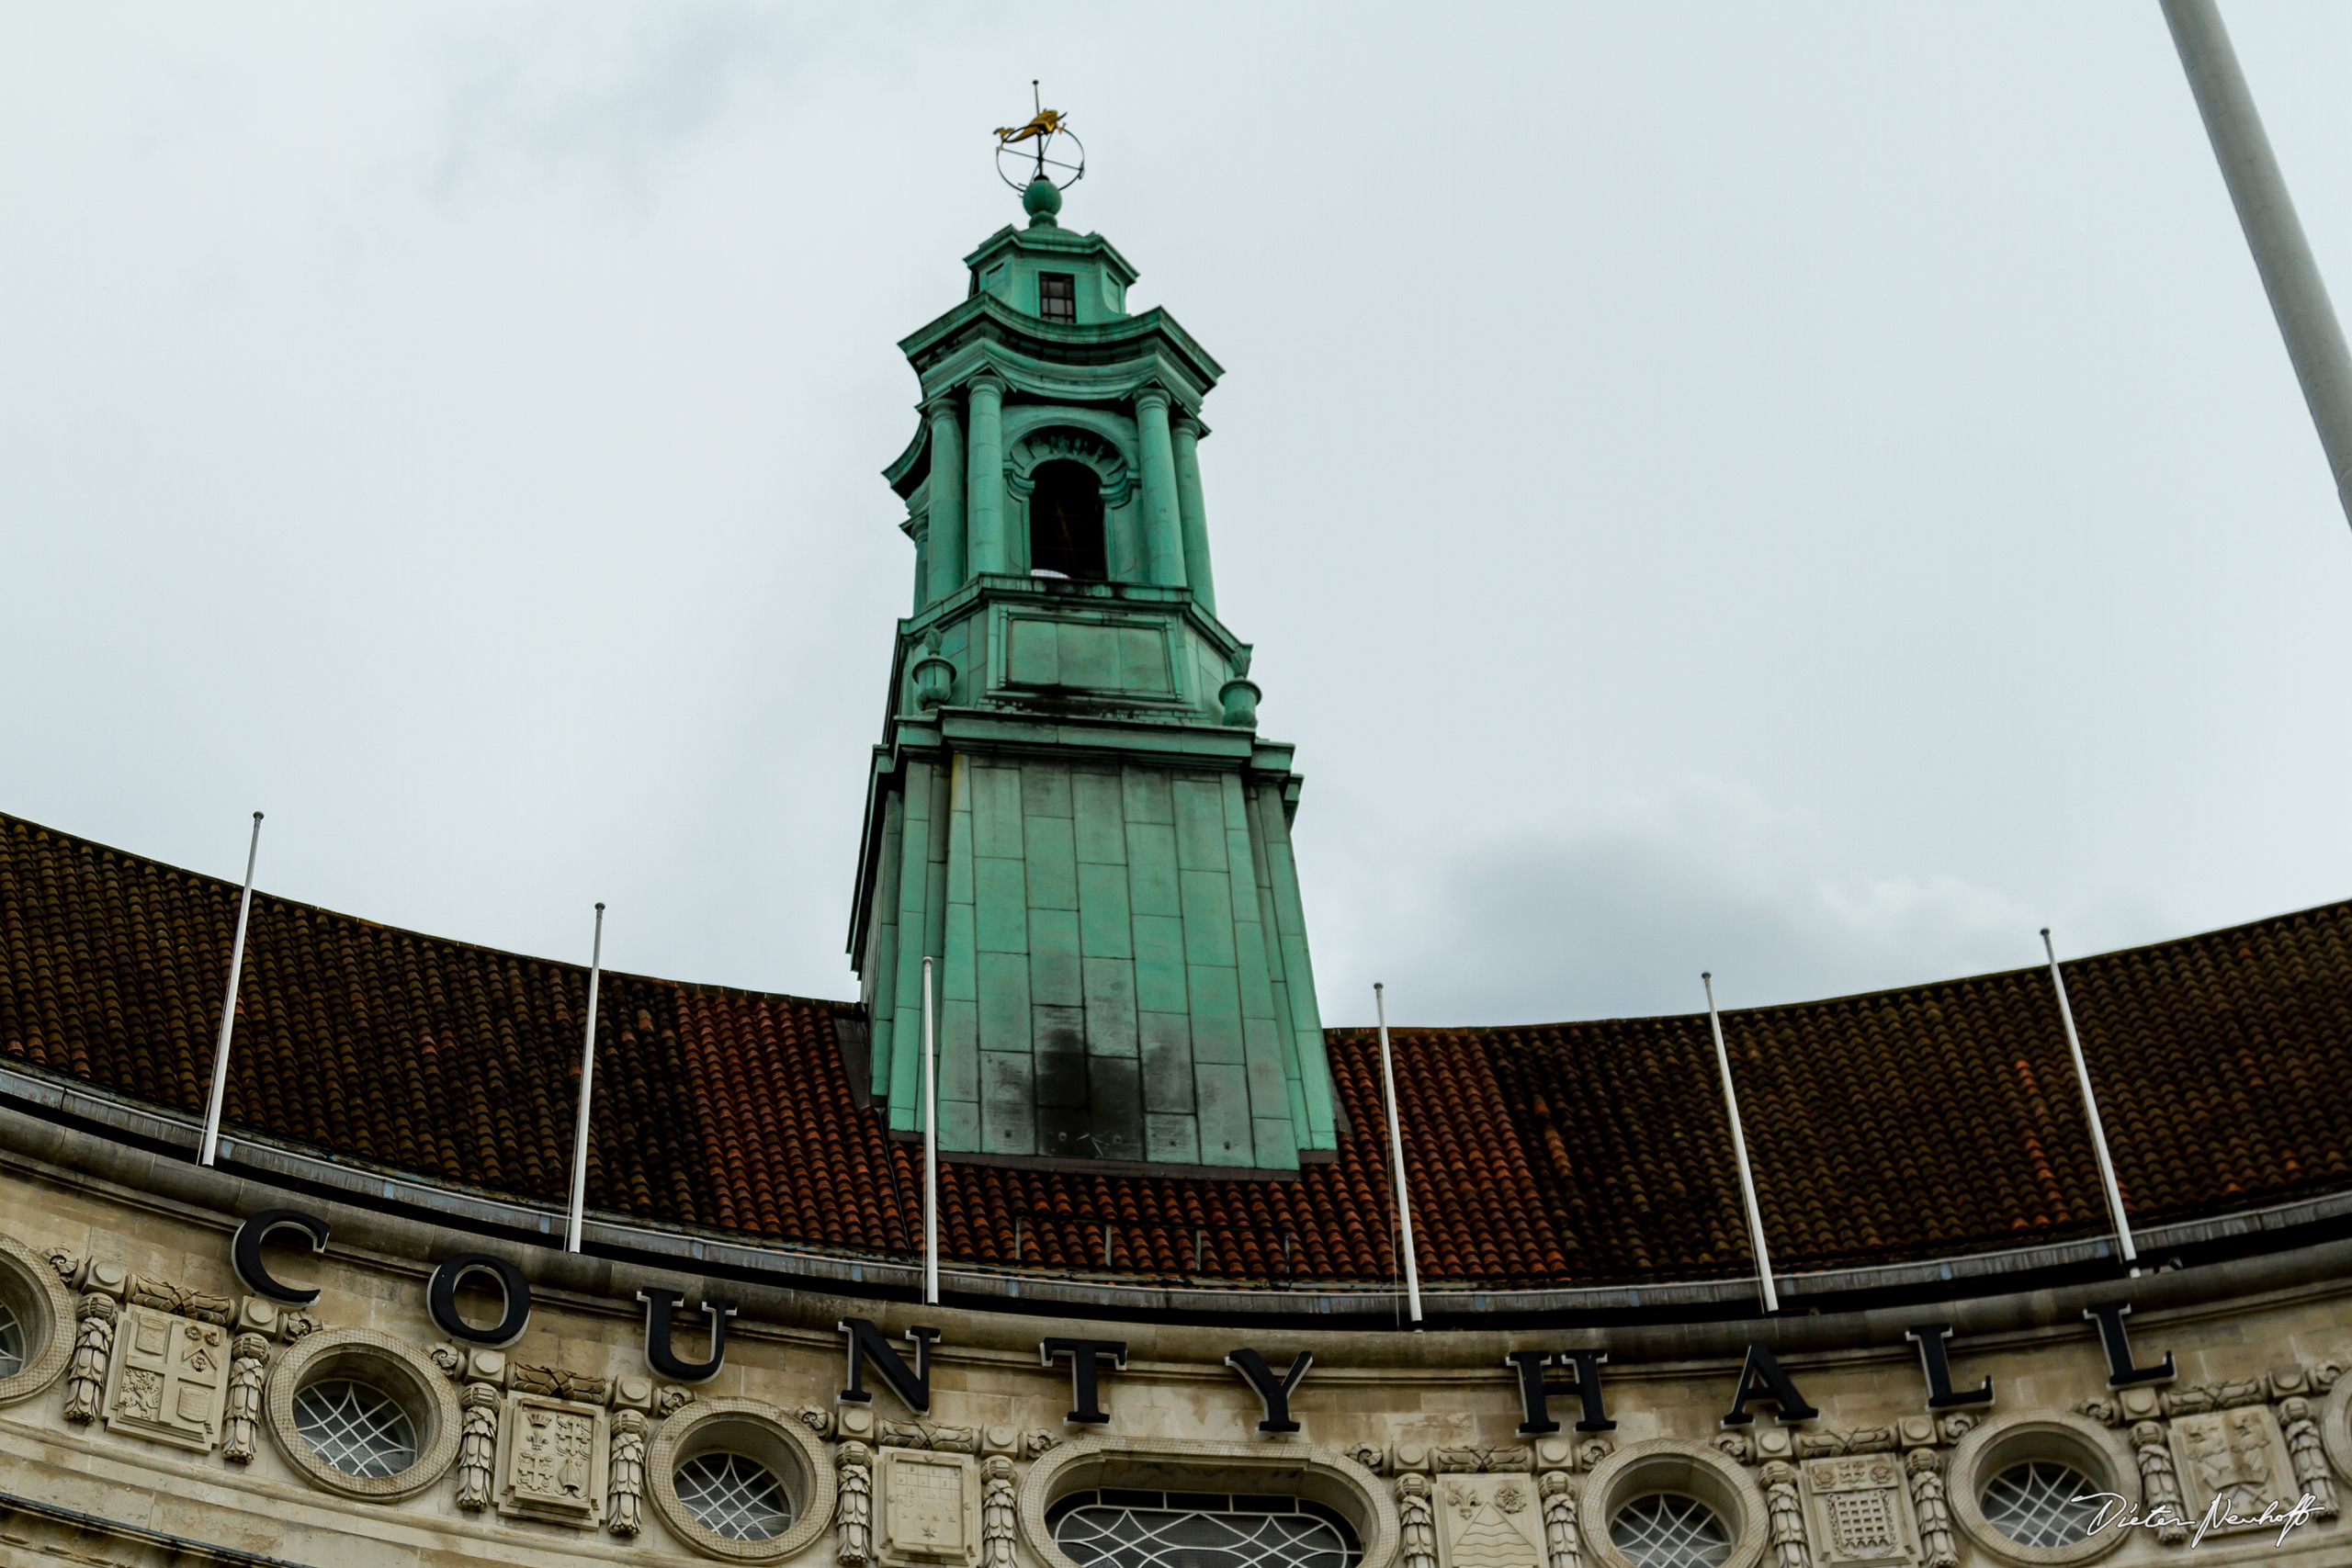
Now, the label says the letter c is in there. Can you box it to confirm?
[426,1254,532,1347]
[231,1209,331,1305]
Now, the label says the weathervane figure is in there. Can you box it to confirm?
[994,80,1084,198]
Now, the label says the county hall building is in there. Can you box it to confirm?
[3,163,2351,1568]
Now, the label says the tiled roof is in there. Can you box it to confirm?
[5,807,2350,1289]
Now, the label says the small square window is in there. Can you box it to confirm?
[1038,273,1076,322]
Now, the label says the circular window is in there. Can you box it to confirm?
[648,1397,833,1562]
[0,1233,75,1407]
[1049,1488,1363,1568]
[293,1378,418,1478]
[265,1328,459,1501]
[1982,1461,2102,1550]
[676,1451,795,1541]
[1946,1412,2130,1566]
[1577,1440,1763,1568]
[1610,1494,1733,1568]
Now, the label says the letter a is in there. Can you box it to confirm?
[1721,1343,1819,1427]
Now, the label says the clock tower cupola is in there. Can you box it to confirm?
[849,122,1337,1176]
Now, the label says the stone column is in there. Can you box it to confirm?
[923,397,967,602]
[965,376,1008,577]
[1170,415,1216,615]
[1134,387,1188,589]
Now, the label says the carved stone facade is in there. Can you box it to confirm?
[496,1393,608,1526]
[101,1304,230,1452]
[1435,1472,1543,1568]
[877,1448,978,1565]
[2168,1404,2291,1536]
[1800,1452,1916,1567]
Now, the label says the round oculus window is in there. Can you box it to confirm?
[1981,1460,2104,1549]
[292,1379,418,1478]
[675,1451,796,1541]
[1608,1492,1733,1568]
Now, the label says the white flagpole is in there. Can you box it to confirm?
[2041,929,2138,1272]
[564,903,605,1254]
[2160,0,2352,529]
[198,812,264,1168]
[1703,973,1779,1314]
[1373,983,1422,1324]
[922,955,940,1306]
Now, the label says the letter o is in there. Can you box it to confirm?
[426,1253,532,1347]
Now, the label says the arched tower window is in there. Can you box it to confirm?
[1029,459,1108,581]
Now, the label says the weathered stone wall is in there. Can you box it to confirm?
[3,1134,2350,1568]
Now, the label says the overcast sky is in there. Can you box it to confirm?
[6,3,2352,1028]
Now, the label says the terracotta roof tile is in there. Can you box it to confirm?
[6,809,2352,1288]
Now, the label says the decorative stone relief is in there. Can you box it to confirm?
[1022,1430,1058,1461]
[656,1384,697,1417]
[42,1247,77,1282]
[797,1405,833,1438]
[1900,1450,1957,1568]
[1800,1453,1916,1567]
[2276,1396,2336,1517]
[220,1332,270,1462]
[1397,1473,1438,1568]
[1715,1433,1752,1465]
[2166,1378,2269,1416]
[455,1382,500,1510]
[608,1408,648,1537]
[62,1293,115,1423]
[123,1274,234,1325]
[2169,1404,2294,1535]
[1536,1472,1580,1568]
[1345,1442,1390,1476]
[878,1448,978,1564]
[511,1363,610,1404]
[979,1455,1015,1568]
[1794,1427,1896,1460]
[496,1393,608,1526]
[2126,1422,2188,1544]
[839,1439,876,1566]
[102,1304,230,1451]
[1761,1461,1812,1568]
[1433,1443,1532,1474]
[880,1419,980,1454]
[1434,1472,1543,1568]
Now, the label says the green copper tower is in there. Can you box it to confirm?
[847,167,1337,1176]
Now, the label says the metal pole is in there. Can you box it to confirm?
[922,955,940,1306]
[198,812,264,1168]
[2160,0,2352,528]
[1702,973,1779,1314]
[2041,930,2139,1270]
[563,903,605,1254]
[1373,984,1423,1324]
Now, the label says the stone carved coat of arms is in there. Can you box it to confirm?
[495,1394,608,1526]
[102,1305,230,1452]
[1435,1475,1543,1568]
[1802,1455,1921,1567]
[878,1450,978,1565]
[2170,1407,2293,1534]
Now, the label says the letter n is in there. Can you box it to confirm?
[839,1317,941,1414]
